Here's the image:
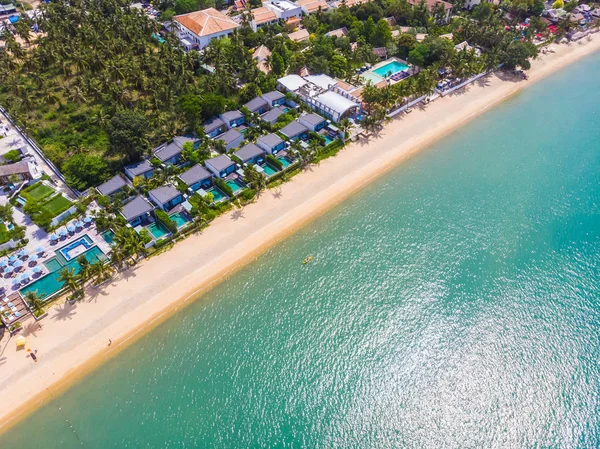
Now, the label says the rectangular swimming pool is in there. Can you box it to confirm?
[277,156,292,168]
[58,235,94,261]
[169,212,190,229]
[21,246,106,300]
[206,187,227,203]
[226,179,244,193]
[373,61,409,78]
[147,221,170,239]
[262,164,278,177]
[102,230,115,245]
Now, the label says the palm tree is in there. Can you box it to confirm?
[58,267,79,296]
[24,291,44,316]
[243,164,266,195]
[77,255,91,284]
[91,258,111,285]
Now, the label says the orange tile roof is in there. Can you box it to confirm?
[251,7,277,25]
[288,28,310,42]
[174,8,239,37]
[252,44,271,61]
[296,0,328,12]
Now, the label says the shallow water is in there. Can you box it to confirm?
[2,53,600,448]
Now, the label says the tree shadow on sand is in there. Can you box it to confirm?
[51,301,77,322]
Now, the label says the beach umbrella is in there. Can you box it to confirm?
[29,254,38,263]
[50,234,58,241]
[13,260,23,268]
[8,255,17,263]
[18,249,28,258]
[35,246,44,255]
[3,265,13,274]
[83,216,93,223]
[32,266,42,274]
[59,229,67,237]
[67,224,76,233]
[16,336,26,348]
[76,221,84,228]
[0,259,7,267]
[11,278,20,286]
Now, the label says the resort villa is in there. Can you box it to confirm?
[173,8,240,51]
[234,143,266,165]
[244,97,269,115]
[0,129,28,163]
[121,195,154,226]
[250,7,278,31]
[216,128,244,151]
[296,0,329,14]
[154,136,198,166]
[0,160,39,185]
[205,154,236,178]
[262,0,302,20]
[299,112,327,132]
[257,133,286,155]
[149,185,184,211]
[260,107,286,125]
[280,121,309,141]
[262,91,286,108]
[178,164,213,192]
[204,117,227,138]
[124,160,154,180]
[96,174,128,198]
[287,29,310,43]
[219,110,245,129]
[252,45,272,74]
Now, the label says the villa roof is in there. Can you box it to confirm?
[235,143,265,162]
[96,174,127,196]
[288,29,310,42]
[221,110,244,122]
[154,141,183,162]
[122,195,153,221]
[244,96,269,113]
[325,27,348,38]
[278,74,308,92]
[174,8,239,37]
[251,7,277,25]
[205,154,235,172]
[315,91,359,115]
[0,160,31,177]
[125,160,153,177]
[149,185,181,204]
[260,106,286,124]
[252,45,271,61]
[280,121,308,138]
[216,128,243,145]
[296,0,328,12]
[257,133,284,148]
[300,112,326,126]
[179,164,212,186]
[305,74,337,89]
[262,91,285,102]
[204,117,225,134]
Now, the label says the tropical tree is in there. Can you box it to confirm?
[77,255,91,283]
[24,291,44,316]
[58,267,79,296]
[91,258,111,285]
[243,164,266,194]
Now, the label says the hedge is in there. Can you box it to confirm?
[214,178,234,197]
[266,154,283,171]
[155,209,177,234]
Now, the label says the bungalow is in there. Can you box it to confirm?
[280,121,309,141]
[244,97,269,115]
[256,133,286,155]
[299,113,327,132]
[173,8,240,51]
[149,185,184,211]
[260,106,287,125]
[253,45,272,74]
[0,160,38,185]
[121,195,154,227]
[215,128,244,151]
[288,29,310,43]
[179,164,213,191]
[154,139,186,166]
[262,91,286,108]
[250,6,278,31]
[325,27,348,38]
[220,110,245,129]
[204,117,227,138]
[125,160,154,180]
[205,154,237,178]
[234,143,266,165]
[96,174,128,198]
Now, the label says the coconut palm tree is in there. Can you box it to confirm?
[77,255,91,284]
[58,267,79,296]
[91,258,111,285]
[24,291,44,316]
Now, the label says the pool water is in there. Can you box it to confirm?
[21,246,106,300]
[169,212,190,228]
[147,221,170,239]
[226,179,244,193]
[262,164,278,177]
[277,156,292,168]
[207,187,227,203]
[322,135,335,146]
[58,235,93,261]
[102,230,115,245]
[373,60,409,78]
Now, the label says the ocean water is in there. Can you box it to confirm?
[3,53,600,448]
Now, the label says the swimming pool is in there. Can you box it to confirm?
[147,221,170,239]
[226,179,244,193]
[277,156,292,168]
[21,246,106,300]
[322,135,335,146]
[102,230,115,245]
[373,60,409,78]
[262,164,278,177]
[206,187,227,203]
[169,212,190,228]
[58,235,94,261]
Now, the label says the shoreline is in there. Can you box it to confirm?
[1,35,599,434]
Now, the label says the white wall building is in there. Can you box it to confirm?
[263,0,302,20]
[174,8,240,51]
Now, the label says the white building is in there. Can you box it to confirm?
[263,0,302,20]
[174,8,240,51]
[250,7,278,31]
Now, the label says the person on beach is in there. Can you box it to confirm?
[108,339,112,346]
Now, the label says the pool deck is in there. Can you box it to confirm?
[362,57,417,85]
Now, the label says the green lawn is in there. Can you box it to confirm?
[22,183,54,202]
[42,195,73,216]
[0,223,10,245]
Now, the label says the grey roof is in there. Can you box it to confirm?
[221,110,243,122]
[301,113,326,126]
[154,141,183,162]
[260,106,286,124]
[205,155,235,172]
[244,97,268,113]
[96,174,127,196]
[204,117,225,134]
[257,133,284,149]
[262,91,285,102]
[235,143,265,162]
[280,121,308,138]
[149,185,181,204]
[216,128,243,145]
[179,164,212,186]
[125,160,153,176]
[0,161,30,177]
[121,195,153,221]
[0,4,16,13]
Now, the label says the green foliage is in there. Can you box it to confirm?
[238,188,256,204]
[62,154,110,190]
[138,228,152,245]
[563,0,577,12]
[3,149,21,163]
[214,178,234,197]
[266,154,283,170]
[155,209,178,234]
[21,183,54,202]
[108,110,150,163]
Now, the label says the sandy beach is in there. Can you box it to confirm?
[1,35,599,433]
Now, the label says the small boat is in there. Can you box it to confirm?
[302,256,313,265]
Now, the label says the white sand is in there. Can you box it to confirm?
[1,35,599,432]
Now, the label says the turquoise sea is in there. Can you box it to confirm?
[3,53,600,448]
